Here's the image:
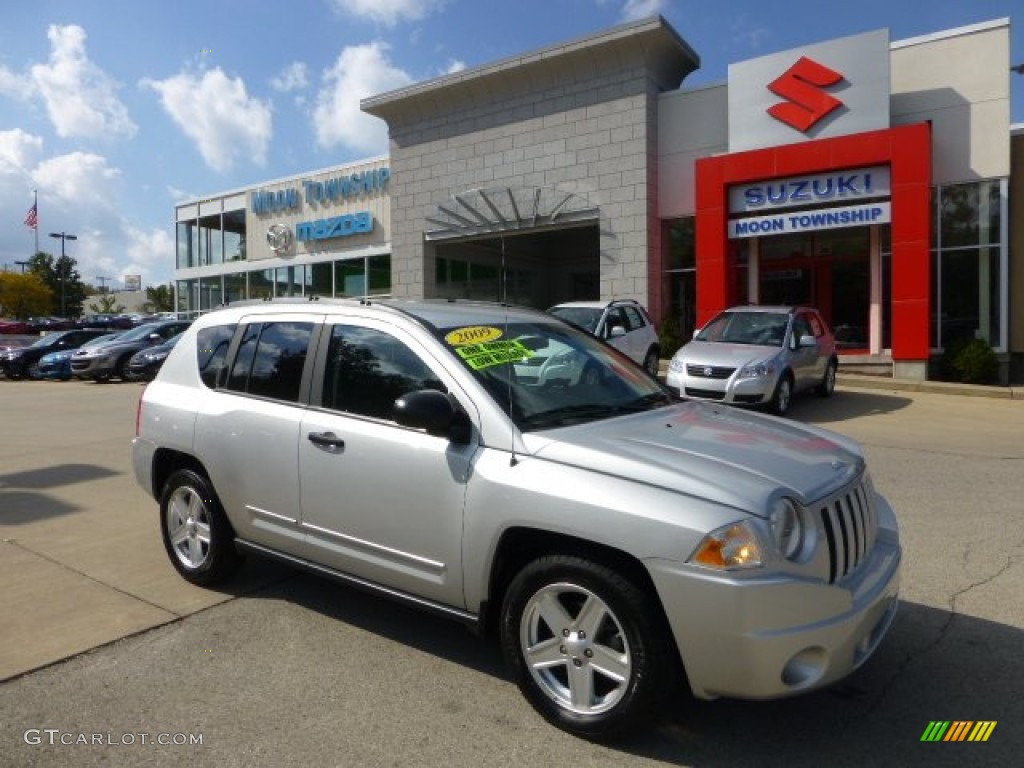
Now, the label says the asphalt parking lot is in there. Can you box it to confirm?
[1,378,1022,767]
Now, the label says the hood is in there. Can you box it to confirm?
[678,340,780,369]
[522,400,863,516]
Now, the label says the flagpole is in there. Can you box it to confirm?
[33,189,39,255]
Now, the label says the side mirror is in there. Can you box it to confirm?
[394,389,470,443]
[798,334,817,348]
[148,333,162,343]
[607,325,626,339]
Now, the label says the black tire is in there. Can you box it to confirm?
[6,367,24,381]
[159,468,241,586]
[770,373,793,416]
[642,348,660,378]
[499,555,679,740]
[27,362,42,380]
[115,355,133,381]
[815,360,837,397]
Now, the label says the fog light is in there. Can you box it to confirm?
[781,647,827,688]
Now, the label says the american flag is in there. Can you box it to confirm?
[24,202,37,230]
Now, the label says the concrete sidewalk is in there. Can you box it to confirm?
[838,372,1024,400]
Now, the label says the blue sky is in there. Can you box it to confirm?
[1,0,1021,291]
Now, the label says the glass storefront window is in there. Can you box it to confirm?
[367,255,390,295]
[939,181,1001,249]
[309,262,333,296]
[223,210,246,262]
[198,215,223,266]
[335,260,365,297]
[176,222,197,269]
[667,218,695,270]
[275,266,303,297]
[199,276,223,310]
[249,269,274,300]
[224,272,246,304]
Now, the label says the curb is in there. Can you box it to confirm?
[837,373,1022,400]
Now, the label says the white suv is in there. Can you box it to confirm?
[547,300,661,376]
[132,298,900,739]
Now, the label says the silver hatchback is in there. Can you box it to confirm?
[666,306,838,416]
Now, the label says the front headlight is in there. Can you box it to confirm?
[689,520,764,569]
[668,357,685,373]
[739,362,774,378]
[770,497,805,560]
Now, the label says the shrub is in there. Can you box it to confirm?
[940,337,999,384]
[658,315,686,359]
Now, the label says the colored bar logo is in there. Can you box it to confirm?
[921,721,997,742]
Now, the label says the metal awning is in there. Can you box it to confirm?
[424,187,598,242]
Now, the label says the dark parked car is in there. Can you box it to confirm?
[26,316,75,333]
[0,319,29,335]
[71,321,190,381]
[37,332,123,380]
[1,329,113,380]
[126,332,183,381]
[77,314,134,331]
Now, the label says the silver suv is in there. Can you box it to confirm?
[548,300,661,377]
[666,306,838,416]
[133,298,899,739]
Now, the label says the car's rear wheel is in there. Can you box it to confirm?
[815,360,837,397]
[770,373,793,416]
[160,469,241,586]
[642,348,660,378]
[499,555,678,739]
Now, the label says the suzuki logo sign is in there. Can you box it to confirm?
[726,28,890,152]
[766,57,844,133]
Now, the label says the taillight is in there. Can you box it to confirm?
[135,387,145,436]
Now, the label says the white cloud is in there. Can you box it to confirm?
[620,0,668,22]
[443,59,466,75]
[270,62,309,92]
[313,43,412,153]
[28,25,137,140]
[142,68,272,172]
[32,152,121,209]
[0,129,44,175]
[330,0,447,27]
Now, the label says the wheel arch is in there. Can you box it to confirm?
[151,448,210,501]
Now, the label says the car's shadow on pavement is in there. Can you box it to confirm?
[0,464,120,525]
[790,387,914,423]
[244,566,1023,766]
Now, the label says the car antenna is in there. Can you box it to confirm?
[502,234,518,467]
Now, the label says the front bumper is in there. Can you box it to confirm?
[647,515,901,701]
[666,367,775,405]
[70,355,114,378]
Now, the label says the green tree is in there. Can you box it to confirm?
[0,272,53,318]
[87,294,127,314]
[27,251,87,317]
[144,283,175,313]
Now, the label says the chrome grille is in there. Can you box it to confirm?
[819,479,877,583]
[686,364,735,379]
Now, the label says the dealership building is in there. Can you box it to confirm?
[174,15,1020,382]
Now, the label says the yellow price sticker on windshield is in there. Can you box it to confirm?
[445,326,503,346]
[456,340,534,370]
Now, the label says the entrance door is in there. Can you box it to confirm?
[757,228,871,351]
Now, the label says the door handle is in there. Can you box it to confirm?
[307,431,345,450]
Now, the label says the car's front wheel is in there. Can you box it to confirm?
[159,469,241,586]
[500,555,678,739]
[770,373,793,416]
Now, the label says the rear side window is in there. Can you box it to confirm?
[197,325,236,389]
[225,322,314,403]
[622,306,645,331]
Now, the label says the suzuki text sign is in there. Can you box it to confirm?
[728,29,890,152]
[729,166,890,213]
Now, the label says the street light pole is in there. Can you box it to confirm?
[48,231,78,318]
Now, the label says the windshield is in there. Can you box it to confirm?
[434,320,672,432]
[548,306,603,334]
[115,323,164,342]
[696,311,789,347]
[29,333,64,349]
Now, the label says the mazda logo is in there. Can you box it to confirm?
[266,224,293,254]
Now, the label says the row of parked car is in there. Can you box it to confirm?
[0,319,190,383]
[0,312,181,335]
